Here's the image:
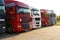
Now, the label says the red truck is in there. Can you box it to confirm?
[40,9,48,27]
[4,0,16,2]
[4,1,32,33]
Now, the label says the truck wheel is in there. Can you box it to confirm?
[6,24,13,33]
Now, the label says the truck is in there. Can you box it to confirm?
[31,8,41,29]
[46,10,56,26]
[0,0,6,33]
[5,1,32,33]
[50,10,56,25]
[4,0,16,3]
[40,9,48,27]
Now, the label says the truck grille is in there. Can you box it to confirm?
[21,17,31,22]
[0,21,5,26]
[22,23,29,29]
[35,18,40,21]
[0,14,6,19]
[36,22,39,24]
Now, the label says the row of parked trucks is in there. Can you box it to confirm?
[0,0,56,33]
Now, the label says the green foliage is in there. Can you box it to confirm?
[57,15,60,24]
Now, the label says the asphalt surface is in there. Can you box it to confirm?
[0,25,60,40]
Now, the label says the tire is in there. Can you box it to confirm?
[6,24,13,33]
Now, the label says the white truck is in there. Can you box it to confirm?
[31,8,41,29]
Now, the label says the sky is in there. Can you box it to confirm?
[17,0,60,16]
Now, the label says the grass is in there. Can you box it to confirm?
[57,20,60,24]
[56,19,60,26]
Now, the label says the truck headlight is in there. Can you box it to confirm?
[17,26,21,28]
[2,27,6,29]
[20,18,22,22]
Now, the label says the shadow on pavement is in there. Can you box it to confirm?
[0,24,59,40]
[0,33,20,39]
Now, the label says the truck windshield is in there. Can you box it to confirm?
[0,6,5,13]
[33,10,39,15]
[17,7,30,14]
[50,13,56,17]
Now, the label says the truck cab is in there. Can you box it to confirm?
[46,10,56,25]
[0,0,6,33]
[50,13,56,25]
[5,1,32,33]
[31,8,41,29]
[40,9,48,27]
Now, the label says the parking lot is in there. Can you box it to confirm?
[0,25,60,40]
